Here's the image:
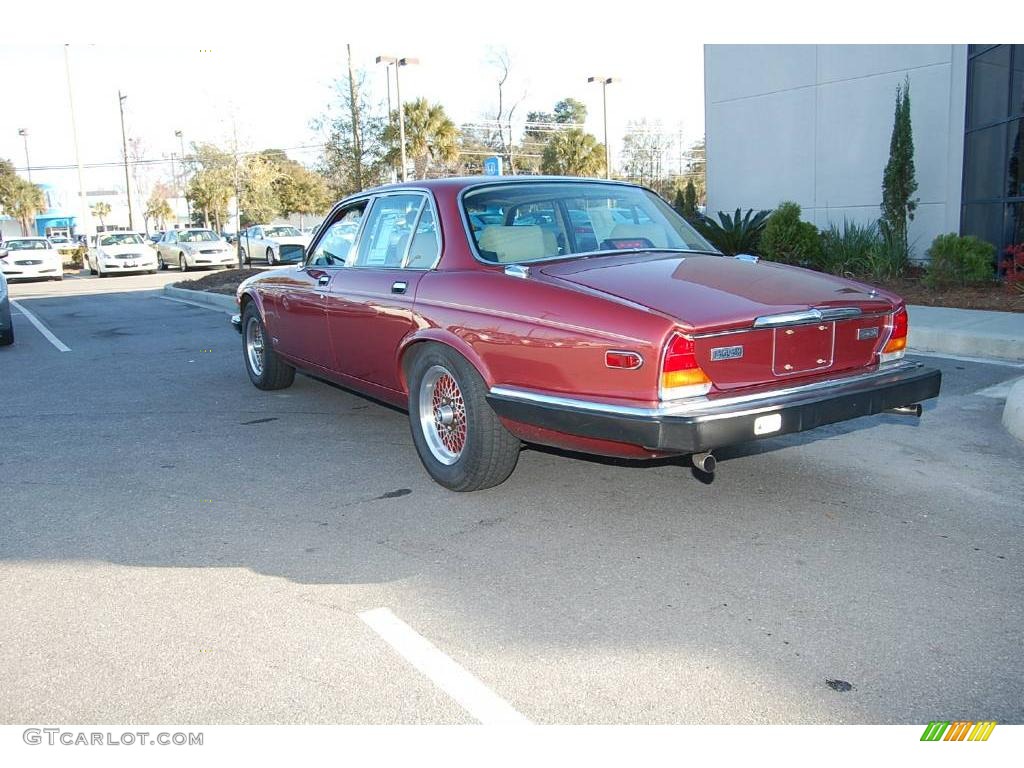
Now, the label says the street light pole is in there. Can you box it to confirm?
[376,57,396,182]
[18,129,31,183]
[118,91,134,230]
[175,130,191,223]
[64,45,89,240]
[377,55,419,181]
[588,76,616,179]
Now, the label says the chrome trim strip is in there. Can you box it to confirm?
[489,360,921,420]
[753,306,862,328]
[692,309,890,339]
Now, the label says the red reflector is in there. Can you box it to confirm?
[606,350,643,369]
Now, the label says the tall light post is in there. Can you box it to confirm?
[587,76,616,179]
[17,129,32,183]
[64,45,89,239]
[175,129,191,222]
[376,56,396,181]
[118,91,134,230]
[377,55,419,181]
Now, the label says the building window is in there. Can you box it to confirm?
[962,44,1024,260]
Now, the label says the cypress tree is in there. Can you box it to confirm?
[881,77,919,258]
[683,179,699,221]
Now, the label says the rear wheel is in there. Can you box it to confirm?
[407,344,520,491]
[242,302,294,390]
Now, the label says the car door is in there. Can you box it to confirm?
[159,230,177,264]
[325,192,438,391]
[273,203,367,369]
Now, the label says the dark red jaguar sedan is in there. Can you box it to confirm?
[232,177,940,491]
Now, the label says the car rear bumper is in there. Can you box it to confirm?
[486,361,942,454]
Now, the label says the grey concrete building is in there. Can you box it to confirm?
[704,44,1023,260]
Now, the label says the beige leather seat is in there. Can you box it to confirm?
[587,208,617,244]
[608,222,669,248]
[478,225,553,263]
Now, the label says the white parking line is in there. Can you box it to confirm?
[359,607,531,725]
[10,300,71,352]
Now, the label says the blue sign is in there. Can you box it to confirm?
[483,156,503,176]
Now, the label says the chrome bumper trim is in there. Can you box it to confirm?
[489,360,922,420]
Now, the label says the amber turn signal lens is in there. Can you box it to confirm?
[662,368,712,389]
[883,307,909,353]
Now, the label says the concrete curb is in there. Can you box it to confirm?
[1003,379,1024,442]
[907,305,1024,363]
[163,284,237,313]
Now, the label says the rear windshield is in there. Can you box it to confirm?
[462,181,715,264]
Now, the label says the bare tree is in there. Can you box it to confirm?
[487,47,526,174]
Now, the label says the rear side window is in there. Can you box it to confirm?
[405,206,440,269]
[352,194,424,268]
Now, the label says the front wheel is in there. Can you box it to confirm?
[242,302,295,390]
[266,247,275,265]
[407,345,520,491]
[179,254,188,272]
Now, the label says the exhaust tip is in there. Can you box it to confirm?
[692,451,716,474]
[885,403,922,417]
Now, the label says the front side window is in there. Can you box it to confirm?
[307,203,366,267]
[463,182,715,264]
[353,194,424,268]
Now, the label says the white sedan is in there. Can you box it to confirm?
[0,237,63,281]
[156,228,237,271]
[240,224,310,265]
[87,231,159,276]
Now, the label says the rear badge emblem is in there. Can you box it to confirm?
[857,327,880,340]
[710,344,744,361]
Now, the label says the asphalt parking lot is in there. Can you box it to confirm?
[2,273,1022,724]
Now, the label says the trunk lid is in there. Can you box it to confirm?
[538,252,900,391]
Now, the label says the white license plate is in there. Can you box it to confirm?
[754,413,782,435]
[125,262,136,267]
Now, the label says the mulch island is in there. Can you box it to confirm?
[174,268,267,295]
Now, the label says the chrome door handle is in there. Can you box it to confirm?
[391,281,407,294]
[317,275,331,286]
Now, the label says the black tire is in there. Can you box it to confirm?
[0,325,13,346]
[266,247,275,265]
[179,254,188,272]
[407,344,520,491]
[240,247,249,265]
[159,256,167,270]
[241,302,295,390]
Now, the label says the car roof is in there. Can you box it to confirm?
[362,175,641,194]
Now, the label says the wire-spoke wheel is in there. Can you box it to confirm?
[241,302,295,390]
[408,344,520,491]
[419,365,468,465]
[245,315,265,377]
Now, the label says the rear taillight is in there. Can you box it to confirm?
[661,333,711,400]
[880,307,908,363]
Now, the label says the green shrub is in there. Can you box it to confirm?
[760,202,822,267]
[820,219,881,276]
[924,234,995,288]
[695,208,771,256]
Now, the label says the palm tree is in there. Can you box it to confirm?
[144,194,174,230]
[540,129,605,177]
[90,201,111,228]
[387,99,459,179]
[9,179,47,235]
